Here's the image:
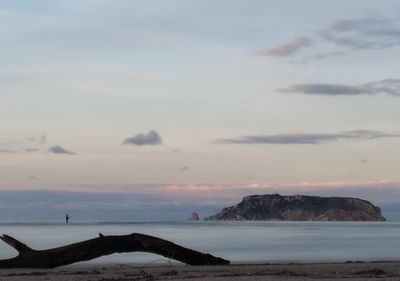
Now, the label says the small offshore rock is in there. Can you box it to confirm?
[189,212,200,221]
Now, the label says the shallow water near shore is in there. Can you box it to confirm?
[0,221,399,265]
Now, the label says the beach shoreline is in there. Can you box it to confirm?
[1,261,399,280]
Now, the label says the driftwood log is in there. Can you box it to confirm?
[0,233,230,268]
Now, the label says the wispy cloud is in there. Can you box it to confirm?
[25,134,47,145]
[258,36,312,57]
[279,79,400,96]
[0,134,47,155]
[259,15,400,58]
[180,166,190,171]
[122,130,163,146]
[319,16,400,50]
[0,149,18,153]
[215,130,400,145]
[25,148,39,152]
[48,145,75,155]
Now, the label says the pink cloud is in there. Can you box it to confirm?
[258,36,312,57]
[54,180,400,204]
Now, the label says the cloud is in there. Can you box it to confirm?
[180,166,190,171]
[319,17,400,50]
[48,145,75,155]
[279,79,400,96]
[215,130,400,145]
[122,130,163,146]
[25,148,39,152]
[259,15,400,58]
[0,134,47,153]
[0,149,17,153]
[280,84,364,96]
[25,134,47,145]
[259,36,312,56]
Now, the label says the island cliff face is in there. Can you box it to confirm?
[205,194,386,221]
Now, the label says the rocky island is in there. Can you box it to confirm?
[205,194,386,221]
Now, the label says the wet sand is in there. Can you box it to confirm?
[1,261,399,280]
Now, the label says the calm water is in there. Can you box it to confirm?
[0,221,399,265]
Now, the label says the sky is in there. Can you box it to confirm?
[1,0,400,220]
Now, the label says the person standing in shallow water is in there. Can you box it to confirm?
[65,214,70,224]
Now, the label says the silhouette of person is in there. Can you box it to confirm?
[65,214,70,224]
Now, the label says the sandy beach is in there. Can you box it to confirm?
[0,261,399,281]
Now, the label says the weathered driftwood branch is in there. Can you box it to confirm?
[0,233,230,268]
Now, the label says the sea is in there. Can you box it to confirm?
[1,221,399,266]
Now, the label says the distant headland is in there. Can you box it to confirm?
[205,194,386,221]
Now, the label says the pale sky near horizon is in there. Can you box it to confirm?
[1,0,400,201]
